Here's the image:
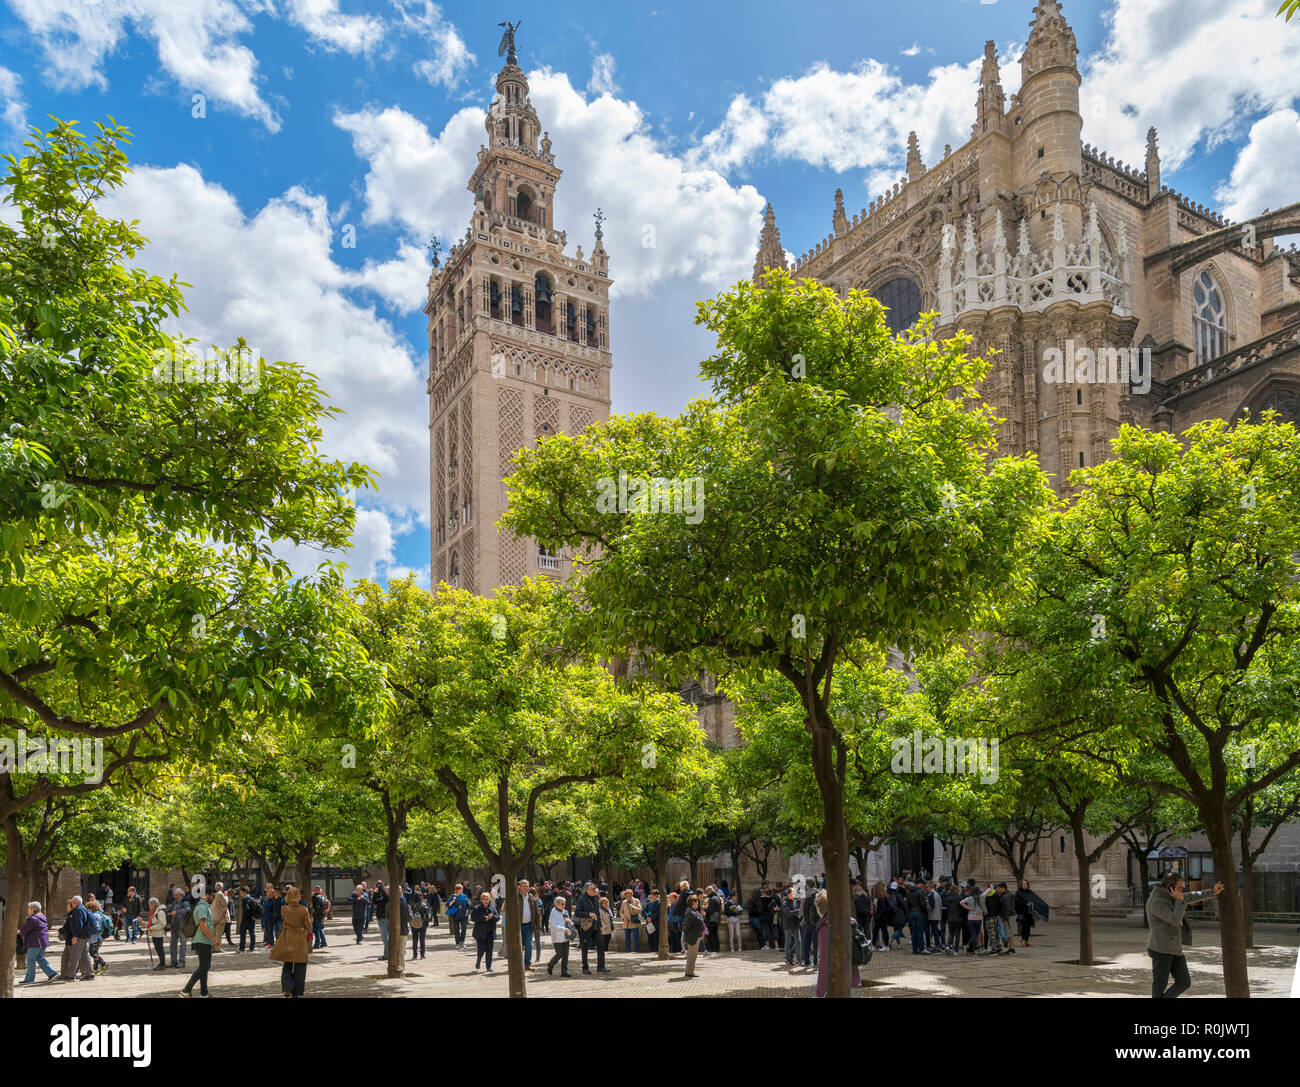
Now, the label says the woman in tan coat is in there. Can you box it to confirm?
[269,886,313,997]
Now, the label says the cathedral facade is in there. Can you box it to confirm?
[756,0,1300,489]
[426,37,612,593]
[425,8,1300,908]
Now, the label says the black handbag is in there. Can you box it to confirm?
[1180,917,1192,946]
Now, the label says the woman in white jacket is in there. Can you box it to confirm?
[147,897,167,970]
[546,896,575,978]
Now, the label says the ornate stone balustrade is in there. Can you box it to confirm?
[1162,320,1300,400]
[939,202,1132,324]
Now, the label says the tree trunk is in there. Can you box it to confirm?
[1074,843,1093,967]
[1238,820,1255,949]
[385,832,406,980]
[500,849,526,998]
[295,846,315,902]
[851,847,868,882]
[2,813,29,999]
[655,840,670,961]
[729,843,743,901]
[1136,846,1152,928]
[1203,809,1248,998]
[810,720,852,998]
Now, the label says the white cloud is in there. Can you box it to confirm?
[1079,0,1300,174]
[901,43,921,57]
[7,0,280,129]
[4,0,475,128]
[588,53,616,97]
[689,50,1011,190]
[284,0,386,53]
[97,164,430,579]
[0,66,26,138]
[1214,109,1300,221]
[335,68,765,297]
[393,0,475,88]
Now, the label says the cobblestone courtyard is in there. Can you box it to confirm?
[14,918,1299,998]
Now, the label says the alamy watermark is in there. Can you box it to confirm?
[150,344,262,390]
[596,470,705,524]
[0,730,104,784]
[1042,340,1151,395]
[890,730,1000,784]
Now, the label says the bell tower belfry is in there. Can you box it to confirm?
[427,26,613,594]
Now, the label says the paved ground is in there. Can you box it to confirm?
[13,917,1299,998]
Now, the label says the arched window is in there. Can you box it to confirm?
[1193,269,1227,365]
[534,273,553,332]
[874,277,922,336]
[516,187,534,224]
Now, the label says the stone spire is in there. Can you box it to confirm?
[906,131,925,181]
[1022,0,1078,77]
[753,203,788,284]
[833,189,848,236]
[974,41,1005,135]
[1145,126,1161,194]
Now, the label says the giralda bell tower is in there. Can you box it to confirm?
[426,24,613,593]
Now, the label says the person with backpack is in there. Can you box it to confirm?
[409,890,429,958]
[179,883,217,998]
[814,889,863,997]
[166,886,191,969]
[236,886,261,951]
[310,886,329,950]
[681,893,705,978]
[87,900,112,973]
[800,882,822,967]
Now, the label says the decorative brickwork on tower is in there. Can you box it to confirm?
[427,33,612,592]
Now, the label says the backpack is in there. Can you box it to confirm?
[181,910,198,939]
[849,917,873,966]
[248,897,263,919]
[98,912,114,938]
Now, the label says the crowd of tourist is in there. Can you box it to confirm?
[11,868,1086,998]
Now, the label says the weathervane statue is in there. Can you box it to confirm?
[498,20,521,65]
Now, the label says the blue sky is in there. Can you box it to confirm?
[1,0,1297,585]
